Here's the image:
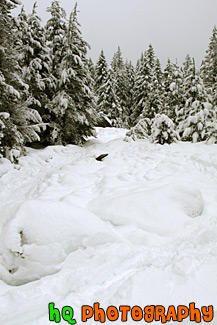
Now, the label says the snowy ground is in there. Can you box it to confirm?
[0,127,216,324]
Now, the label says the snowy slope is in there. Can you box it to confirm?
[0,127,216,324]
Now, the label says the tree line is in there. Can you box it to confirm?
[0,0,216,161]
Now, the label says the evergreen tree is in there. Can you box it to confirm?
[200,26,217,105]
[153,58,165,113]
[131,45,157,125]
[111,46,127,124]
[175,54,194,125]
[87,57,95,89]
[162,58,184,122]
[145,44,156,71]
[125,118,150,141]
[0,0,22,113]
[0,0,42,159]
[16,3,53,120]
[46,0,67,79]
[97,68,122,127]
[131,53,151,124]
[95,50,108,95]
[151,114,179,144]
[182,54,194,79]
[155,58,163,84]
[111,46,124,72]
[46,2,96,145]
[123,61,135,127]
[178,62,215,143]
[45,0,67,142]
[140,56,164,126]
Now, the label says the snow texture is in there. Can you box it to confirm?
[0,127,216,324]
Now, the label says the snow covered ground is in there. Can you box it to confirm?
[0,127,216,324]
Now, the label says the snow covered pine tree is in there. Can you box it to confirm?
[0,0,43,161]
[45,1,96,145]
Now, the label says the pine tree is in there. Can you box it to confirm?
[97,68,122,127]
[110,46,127,125]
[200,26,217,105]
[44,0,68,142]
[62,4,96,144]
[140,56,164,125]
[123,60,135,127]
[125,118,150,141]
[131,54,150,124]
[0,0,42,159]
[0,0,22,113]
[162,59,184,122]
[95,50,108,95]
[46,1,67,79]
[151,114,179,144]
[145,44,156,71]
[182,54,194,79]
[16,3,53,121]
[178,61,215,143]
[87,57,96,89]
[46,2,96,145]
[155,58,163,84]
[111,46,124,72]
[174,54,194,126]
[131,45,156,125]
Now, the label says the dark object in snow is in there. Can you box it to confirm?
[26,141,48,149]
[95,154,109,161]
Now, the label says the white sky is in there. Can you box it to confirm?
[14,0,217,67]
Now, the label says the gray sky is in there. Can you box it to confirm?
[14,0,217,67]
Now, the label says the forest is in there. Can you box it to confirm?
[1,0,217,162]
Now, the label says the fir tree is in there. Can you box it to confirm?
[87,57,96,89]
[131,54,150,124]
[111,46,124,72]
[140,56,164,126]
[131,45,156,125]
[200,26,217,105]
[175,54,194,125]
[178,62,215,143]
[123,61,135,127]
[162,59,184,122]
[46,2,96,145]
[145,44,156,71]
[97,68,122,127]
[125,118,150,141]
[151,114,179,144]
[46,1,67,79]
[111,46,126,124]
[0,0,42,159]
[44,0,68,142]
[16,3,53,120]
[182,54,194,78]
[95,50,108,95]
[62,4,96,144]
[0,0,22,114]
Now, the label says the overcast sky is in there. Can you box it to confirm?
[14,0,217,67]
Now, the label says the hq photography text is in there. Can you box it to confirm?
[48,302,214,323]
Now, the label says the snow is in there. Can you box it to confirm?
[0,112,10,119]
[169,82,176,91]
[0,127,217,324]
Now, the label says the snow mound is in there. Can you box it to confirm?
[0,200,116,285]
[88,183,199,237]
